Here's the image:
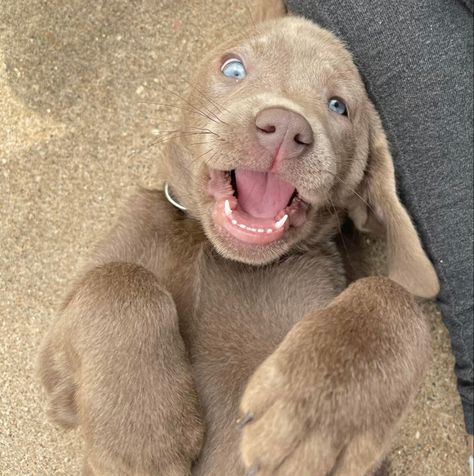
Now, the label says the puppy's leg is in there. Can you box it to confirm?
[38,262,204,476]
[240,277,430,476]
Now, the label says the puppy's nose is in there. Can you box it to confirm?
[255,107,313,159]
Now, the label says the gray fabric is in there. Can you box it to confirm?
[284,0,474,433]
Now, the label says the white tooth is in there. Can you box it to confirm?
[239,224,246,229]
[224,199,232,216]
[257,228,264,233]
[275,214,288,229]
[266,228,273,233]
[249,227,257,232]
[231,219,237,225]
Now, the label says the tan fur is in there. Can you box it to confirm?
[252,0,287,23]
[38,12,438,476]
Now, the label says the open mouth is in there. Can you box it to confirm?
[209,169,309,245]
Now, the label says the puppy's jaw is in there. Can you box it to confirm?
[208,169,309,246]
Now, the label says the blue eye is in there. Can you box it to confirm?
[221,58,246,80]
[328,97,348,116]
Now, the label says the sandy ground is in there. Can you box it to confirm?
[0,1,468,474]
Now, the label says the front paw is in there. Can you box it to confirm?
[240,321,346,476]
[239,294,428,476]
[40,330,204,476]
[38,263,206,475]
[83,373,204,476]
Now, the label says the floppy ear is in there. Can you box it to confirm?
[348,105,440,298]
[252,0,287,23]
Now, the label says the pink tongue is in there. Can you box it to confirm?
[235,169,296,218]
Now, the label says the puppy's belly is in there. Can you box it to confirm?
[189,311,295,475]
[185,252,344,475]
[190,304,294,476]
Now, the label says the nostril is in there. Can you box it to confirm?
[294,133,312,146]
[256,124,276,134]
[255,108,313,158]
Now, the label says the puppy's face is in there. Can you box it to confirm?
[164,17,439,301]
[167,18,368,264]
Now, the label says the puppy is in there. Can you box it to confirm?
[38,10,439,476]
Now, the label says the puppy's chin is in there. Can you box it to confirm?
[201,213,298,265]
[195,169,313,266]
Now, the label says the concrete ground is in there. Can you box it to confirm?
[0,1,468,474]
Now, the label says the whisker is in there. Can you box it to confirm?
[186,127,220,137]
[149,123,222,137]
[188,139,221,146]
[155,129,216,137]
[151,133,215,146]
[126,131,217,160]
[156,131,216,142]
[327,195,348,254]
[126,140,161,160]
[161,83,230,127]
[181,77,230,116]
[138,101,215,122]
[188,147,216,168]
[311,165,375,215]
[155,84,224,126]
[202,150,219,167]
[180,148,219,173]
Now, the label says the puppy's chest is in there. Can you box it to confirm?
[180,247,345,387]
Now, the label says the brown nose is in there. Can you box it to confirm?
[255,107,313,159]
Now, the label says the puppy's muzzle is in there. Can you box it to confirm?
[255,107,313,160]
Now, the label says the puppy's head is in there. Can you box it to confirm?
[164,17,439,298]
